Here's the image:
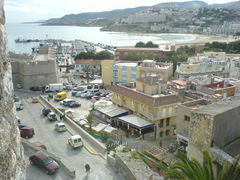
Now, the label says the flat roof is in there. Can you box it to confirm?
[95,104,128,118]
[34,54,48,61]
[118,114,154,129]
[114,62,138,67]
[193,99,240,115]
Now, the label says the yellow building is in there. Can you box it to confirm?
[102,59,173,86]
[108,75,180,140]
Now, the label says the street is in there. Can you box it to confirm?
[16,92,124,180]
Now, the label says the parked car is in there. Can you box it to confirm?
[75,92,81,97]
[55,122,67,132]
[71,91,78,96]
[94,92,101,96]
[60,99,75,106]
[100,92,109,97]
[91,96,100,101]
[15,83,22,89]
[14,95,20,102]
[42,108,51,116]
[18,124,27,130]
[30,86,44,91]
[32,97,39,103]
[85,92,95,99]
[29,152,59,174]
[47,112,57,121]
[34,142,47,150]
[69,102,81,108]
[20,127,34,138]
[15,102,24,111]
[68,135,83,148]
[63,85,72,91]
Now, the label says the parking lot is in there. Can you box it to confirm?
[16,92,124,180]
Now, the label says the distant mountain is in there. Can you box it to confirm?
[42,0,240,27]
[209,0,240,9]
[44,6,149,26]
[153,1,208,9]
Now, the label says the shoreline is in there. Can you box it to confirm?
[175,34,236,47]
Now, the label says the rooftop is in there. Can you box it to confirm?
[193,99,240,116]
[108,84,180,107]
[182,99,211,110]
[137,75,165,85]
[114,62,138,67]
[204,81,234,90]
[75,59,102,65]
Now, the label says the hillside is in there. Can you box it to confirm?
[43,0,240,35]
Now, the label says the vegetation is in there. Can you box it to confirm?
[86,110,93,131]
[135,41,159,48]
[82,65,93,83]
[204,41,240,53]
[74,50,114,60]
[164,151,240,180]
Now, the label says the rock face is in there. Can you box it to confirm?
[0,1,26,179]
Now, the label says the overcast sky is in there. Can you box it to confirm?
[5,0,237,23]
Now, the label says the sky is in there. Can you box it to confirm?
[5,0,237,23]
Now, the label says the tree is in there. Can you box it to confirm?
[95,50,114,60]
[86,110,93,131]
[74,52,95,60]
[146,41,158,48]
[135,41,146,48]
[82,65,92,83]
[164,151,240,180]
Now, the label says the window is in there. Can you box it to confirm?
[166,130,170,136]
[166,118,170,126]
[131,74,137,79]
[159,119,164,128]
[184,115,190,122]
[159,131,163,137]
[122,66,127,71]
[131,67,137,71]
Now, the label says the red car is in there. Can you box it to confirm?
[29,152,59,174]
[91,96,100,101]
[20,127,34,139]
[34,142,47,150]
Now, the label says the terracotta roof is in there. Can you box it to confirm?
[74,59,102,65]
[108,85,180,107]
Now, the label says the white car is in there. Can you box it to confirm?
[47,112,57,121]
[68,135,83,148]
[55,122,67,132]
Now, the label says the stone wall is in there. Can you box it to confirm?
[187,112,214,162]
[0,1,25,179]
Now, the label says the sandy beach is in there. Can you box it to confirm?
[176,34,236,47]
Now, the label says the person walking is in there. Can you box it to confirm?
[85,164,90,175]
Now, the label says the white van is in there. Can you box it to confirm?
[60,99,75,106]
[68,135,83,148]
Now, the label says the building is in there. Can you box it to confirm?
[74,59,102,75]
[102,60,173,86]
[187,100,240,164]
[175,52,240,80]
[108,75,180,140]
[10,47,59,89]
[115,48,164,60]
[175,99,212,151]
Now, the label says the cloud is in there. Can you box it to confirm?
[4,0,236,23]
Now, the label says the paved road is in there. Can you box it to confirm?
[16,93,124,180]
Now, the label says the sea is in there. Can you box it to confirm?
[6,23,196,54]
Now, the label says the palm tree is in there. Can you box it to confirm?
[82,65,92,84]
[164,151,240,180]
[86,110,93,131]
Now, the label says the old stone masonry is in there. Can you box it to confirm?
[0,1,26,179]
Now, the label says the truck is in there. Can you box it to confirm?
[45,83,63,92]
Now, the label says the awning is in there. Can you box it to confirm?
[95,104,128,118]
[104,126,117,134]
[92,123,107,132]
[177,134,189,142]
[117,114,154,129]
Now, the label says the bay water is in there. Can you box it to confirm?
[6,23,195,54]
